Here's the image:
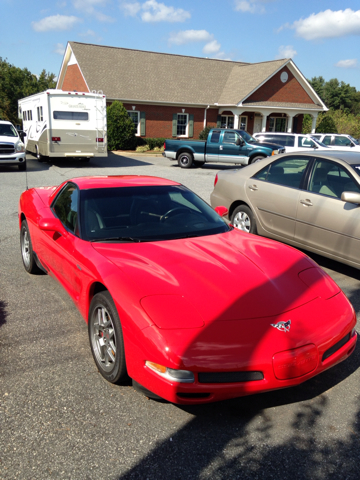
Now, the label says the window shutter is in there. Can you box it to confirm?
[188,114,194,138]
[172,114,178,137]
[217,115,221,128]
[140,112,146,136]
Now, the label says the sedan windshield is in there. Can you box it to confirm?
[80,185,230,242]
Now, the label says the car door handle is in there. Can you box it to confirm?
[248,184,258,191]
[219,145,223,150]
[300,199,313,207]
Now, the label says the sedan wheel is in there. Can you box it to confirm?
[231,205,257,234]
[88,292,127,384]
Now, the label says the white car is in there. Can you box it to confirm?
[311,134,360,151]
[0,121,27,171]
[253,132,332,153]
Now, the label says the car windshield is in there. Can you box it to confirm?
[349,136,359,145]
[0,124,18,137]
[80,185,230,242]
[311,137,329,148]
[238,130,257,143]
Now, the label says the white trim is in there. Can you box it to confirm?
[56,43,91,93]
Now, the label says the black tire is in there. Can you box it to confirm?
[88,291,127,384]
[20,220,40,273]
[193,160,205,168]
[36,146,48,163]
[231,205,257,234]
[250,155,266,164]
[178,151,193,169]
[18,162,26,171]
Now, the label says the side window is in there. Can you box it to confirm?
[210,130,221,143]
[309,159,360,198]
[254,157,310,188]
[37,106,43,122]
[222,131,238,144]
[334,136,352,147]
[128,110,140,135]
[322,136,332,145]
[299,136,315,148]
[52,184,79,233]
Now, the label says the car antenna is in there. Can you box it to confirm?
[25,156,28,190]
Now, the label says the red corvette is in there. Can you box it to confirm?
[19,176,357,404]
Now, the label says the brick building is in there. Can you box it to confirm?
[57,42,327,139]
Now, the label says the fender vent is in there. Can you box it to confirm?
[322,333,351,361]
[198,371,263,384]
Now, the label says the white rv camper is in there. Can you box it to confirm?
[18,89,107,161]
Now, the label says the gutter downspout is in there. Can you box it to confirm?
[204,105,210,128]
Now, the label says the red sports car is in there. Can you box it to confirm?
[19,175,357,404]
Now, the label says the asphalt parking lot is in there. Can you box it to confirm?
[1,152,360,480]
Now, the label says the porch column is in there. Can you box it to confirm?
[261,114,267,132]
[287,115,294,133]
[311,114,318,133]
[233,115,239,129]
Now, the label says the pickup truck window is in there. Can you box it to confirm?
[210,131,221,143]
[223,131,239,144]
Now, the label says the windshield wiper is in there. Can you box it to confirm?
[91,236,142,243]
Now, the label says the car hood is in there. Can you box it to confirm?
[0,135,20,145]
[91,230,332,323]
[253,141,283,150]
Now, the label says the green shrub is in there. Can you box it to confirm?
[107,101,136,150]
[316,114,338,134]
[136,145,150,152]
[199,126,212,140]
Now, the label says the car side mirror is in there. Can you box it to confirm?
[38,217,68,236]
[341,191,360,204]
[236,138,240,145]
[214,206,228,217]
[236,138,244,146]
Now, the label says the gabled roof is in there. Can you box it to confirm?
[57,42,325,109]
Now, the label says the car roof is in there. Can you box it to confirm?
[254,132,304,137]
[276,150,360,165]
[68,175,182,190]
[0,120,13,125]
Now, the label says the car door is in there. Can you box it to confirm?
[245,156,311,240]
[218,130,247,163]
[297,135,319,152]
[205,130,220,162]
[295,158,360,265]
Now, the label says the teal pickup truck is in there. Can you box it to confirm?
[163,128,285,168]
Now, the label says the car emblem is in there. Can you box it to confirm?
[271,320,291,332]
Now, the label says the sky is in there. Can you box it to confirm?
[2,0,360,90]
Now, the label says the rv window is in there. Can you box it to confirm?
[37,106,43,122]
[27,110,33,121]
[24,111,27,121]
[53,111,89,121]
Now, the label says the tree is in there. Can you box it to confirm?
[316,114,338,134]
[107,101,136,150]
[0,58,56,123]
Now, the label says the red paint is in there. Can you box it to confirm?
[18,175,357,404]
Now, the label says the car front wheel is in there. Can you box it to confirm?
[88,291,127,384]
[20,220,40,273]
[231,205,257,234]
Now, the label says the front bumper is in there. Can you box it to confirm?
[0,152,26,165]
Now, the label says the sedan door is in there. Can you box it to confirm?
[245,156,311,240]
[295,158,360,266]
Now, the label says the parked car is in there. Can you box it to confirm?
[19,175,356,404]
[211,150,360,269]
[0,120,27,171]
[311,134,360,151]
[253,132,331,152]
[163,128,285,168]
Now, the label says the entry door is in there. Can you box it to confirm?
[253,117,262,134]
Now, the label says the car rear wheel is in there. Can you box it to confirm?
[36,146,48,163]
[20,220,40,273]
[231,205,257,234]
[178,152,193,168]
[88,291,127,384]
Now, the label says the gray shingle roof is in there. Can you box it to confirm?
[68,42,295,106]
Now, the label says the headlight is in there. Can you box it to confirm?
[145,361,195,383]
[16,143,25,152]
[271,149,279,155]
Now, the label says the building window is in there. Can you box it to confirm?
[177,113,188,136]
[269,117,287,132]
[127,111,140,135]
[239,116,247,131]
[221,115,234,129]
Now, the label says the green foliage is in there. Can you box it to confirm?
[301,114,313,134]
[136,145,150,152]
[316,114,338,134]
[199,125,212,140]
[107,101,136,150]
[326,110,360,138]
[0,58,56,123]
[308,76,359,114]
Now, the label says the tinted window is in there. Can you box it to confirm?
[309,159,360,198]
[223,131,239,143]
[254,157,310,188]
[210,131,221,143]
[298,136,316,148]
[334,136,352,147]
[0,124,18,137]
[80,185,230,242]
[322,136,332,145]
[52,184,79,233]
[53,111,89,121]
